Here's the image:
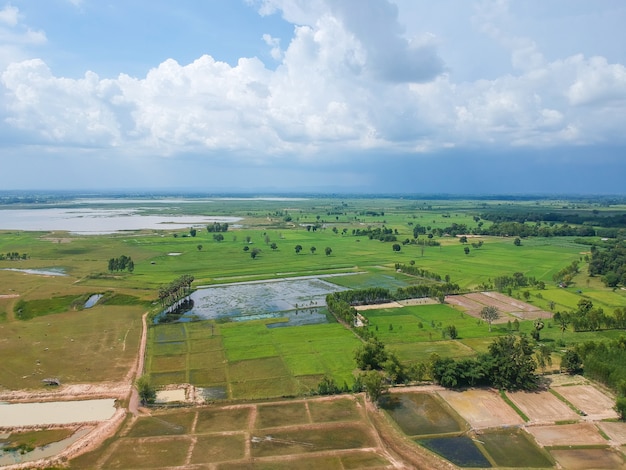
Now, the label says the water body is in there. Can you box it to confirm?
[0,427,91,466]
[1,268,67,277]
[0,399,116,427]
[0,208,240,234]
[166,277,347,324]
[84,294,102,308]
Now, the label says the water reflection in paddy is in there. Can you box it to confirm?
[177,277,348,324]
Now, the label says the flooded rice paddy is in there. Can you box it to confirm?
[161,276,349,326]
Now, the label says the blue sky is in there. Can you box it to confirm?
[1,0,625,194]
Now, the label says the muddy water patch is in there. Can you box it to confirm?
[380,393,463,436]
[1,268,67,277]
[0,427,91,466]
[0,399,116,427]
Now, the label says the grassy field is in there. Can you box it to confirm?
[1,196,625,395]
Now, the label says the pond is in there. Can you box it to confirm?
[0,427,91,466]
[1,268,67,277]
[157,276,349,325]
[84,294,102,308]
[0,399,116,427]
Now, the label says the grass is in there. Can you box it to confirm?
[500,390,530,422]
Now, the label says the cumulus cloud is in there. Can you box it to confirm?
[0,5,46,71]
[1,0,626,164]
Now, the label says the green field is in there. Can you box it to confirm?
[1,195,625,395]
[2,195,626,469]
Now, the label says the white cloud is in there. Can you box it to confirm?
[1,0,626,163]
[0,5,46,71]
[0,5,18,26]
[262,34,282,60]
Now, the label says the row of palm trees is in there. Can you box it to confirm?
[157,274,194,314]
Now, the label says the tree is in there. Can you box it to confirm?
[354,337,388,370]
[514,237,522,246]
[189,228,197,237]
[251,248,261,259]
[485,335,538,390]
[136,375,156,405]
[561,349,583,374]
[270,242,278,250]
[361,370,388,404]
[392,244,401,252]
[310,246,316,254]
[443,324,458,339]
[243,245,249,252]
[480,305,500,332]
[616,397,626,421]
[464,246,470,255]
[213,233,224,242]
[197,244,203,251]
[325,247,332,256]
[532,319,545,341]
[536,344,553,374]
[459,235,468,244]
[295,245,302,254]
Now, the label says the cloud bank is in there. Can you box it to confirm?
[0,0,625,192]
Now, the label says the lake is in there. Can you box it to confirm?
[0,208,240,234]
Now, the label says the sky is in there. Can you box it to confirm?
[1,0,626,195]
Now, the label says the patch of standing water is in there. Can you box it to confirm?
[83,294,102,308]
[0,427,91,466]
[198,386,228,400]
[1,268,67,277]
[418,436,491,468]
[180,278,347,323]
[0,399,116,427]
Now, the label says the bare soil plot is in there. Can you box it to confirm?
[597,421,626,445]
[437,389,524,429]
[552,384,619,420]
[526,423,606,447]
[354,301,403,310]
[550,448,626,470]
[445,292,552,322]
[506,390,579,424]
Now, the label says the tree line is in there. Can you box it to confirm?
[108,255,134,273]
[206,222,229,233]
[157,274,194,314]
[565,337,626,419]
[588,240,626,288]
[0,252,28,260]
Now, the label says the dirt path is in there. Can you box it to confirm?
[128,311,148,416]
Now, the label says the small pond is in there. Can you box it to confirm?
[0,399,116,427]
[0,427,91,466]
[1,268,67,277]
[84,294,102,308]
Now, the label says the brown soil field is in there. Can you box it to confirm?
[597,421,626,445]
[506,390,580,424]
[445,292,552,322]
[526,423,606,447]
[436,388,524,429]
[553,384,619,420]
[550,448,626,470]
